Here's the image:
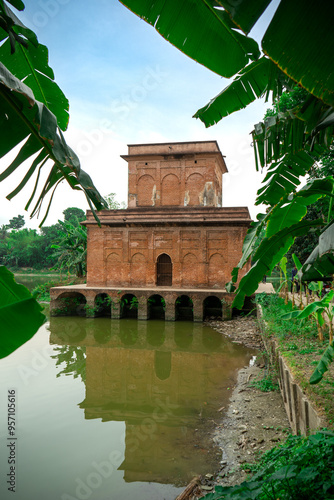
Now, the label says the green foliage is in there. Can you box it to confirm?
[202,430,334,499]
[63,207,86,224]
[264,85,309,117]
[51,218,87,277]
[255,293,318,340]
[32,280,56,302]
[7,214,25,230]
[0,207,89,271]
[310,342,334,385]
[32,277,80,302]
[84,295,112,316]
[194,57,287,127]
[226,177,332,303]
[282,290,334,345]
[249,371,279,392]
[0,266,45,358]
[104,193,126,209]
[51,346,86,382]
[148,296,166,308]
[1,228,44,268]
[119,0,260,80]
[308,281,324,298]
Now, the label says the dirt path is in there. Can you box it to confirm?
[191,317,291,496]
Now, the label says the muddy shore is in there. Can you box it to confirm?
[185,317,291,498]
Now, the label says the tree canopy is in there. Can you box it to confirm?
[63,207,86,225]
[8,214,25,230]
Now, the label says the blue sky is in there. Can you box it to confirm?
[0,0,279,228]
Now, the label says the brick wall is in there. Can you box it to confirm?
[86,223,250,288]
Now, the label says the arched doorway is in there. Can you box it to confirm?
[156,253,172,286]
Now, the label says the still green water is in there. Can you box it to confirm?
[0,311,255,500]
[14,273,61,291]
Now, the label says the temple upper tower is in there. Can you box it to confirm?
[121,140,228,208]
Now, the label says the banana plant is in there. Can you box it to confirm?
[51,219,87,278]
[226,177,333,306]
[281,295,334,384]
[310,341,334,384]
[281,299,325,342]
[282,290,333,344]
[0,1,107,224]
[278,256,289,304]
[308,281,324,299]
[292,253,303,307]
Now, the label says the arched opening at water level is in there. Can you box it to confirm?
[203,296,222,320]
[175,295,194,321]
[148,294,165,320]
[54,292,87,316]
[120,294,138,319]
[94,293,111,317]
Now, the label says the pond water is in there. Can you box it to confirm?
[0,310,255,500]
[14,273,61,291]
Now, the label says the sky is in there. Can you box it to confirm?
[0,0,279,229]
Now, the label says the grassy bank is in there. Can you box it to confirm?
[255,293,334,426]
[32,277,86,302]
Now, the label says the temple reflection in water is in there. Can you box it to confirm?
[49,317,255,485]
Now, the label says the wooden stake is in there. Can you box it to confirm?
[175,476,201,500]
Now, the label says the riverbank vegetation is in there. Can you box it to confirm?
[255,293,334,425]
[0,207,86,274]
[203,430,334,500]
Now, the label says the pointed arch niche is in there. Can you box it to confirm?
[106,252,122,286]
[208,253,225,287]
[156,253,172,286]
[161,173,180,206]
[130,252,147,285]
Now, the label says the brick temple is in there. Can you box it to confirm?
[50,141,252,321]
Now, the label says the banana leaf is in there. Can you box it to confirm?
[262,0,334,107]
[233,220,324,309]
[194,57,287,127]
[218,0,272,34]
[299,222,334,281]
[310,342,334,384]
[0,62,107,225]
[119,0,260,78]
[0,266,45,358]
